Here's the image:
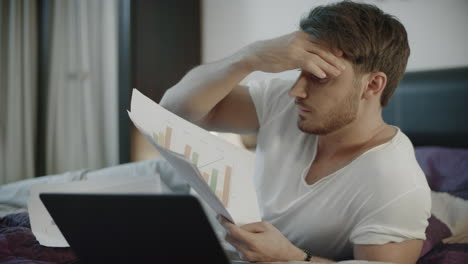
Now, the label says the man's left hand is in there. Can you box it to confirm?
[217,216,306,262]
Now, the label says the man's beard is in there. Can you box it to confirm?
[297,88,360,135]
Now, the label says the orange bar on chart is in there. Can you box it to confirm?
[165,127,172,149]
[202,172,209,183]
[158,132,164,146]
[222,166,232,207]
[184,145,192,158]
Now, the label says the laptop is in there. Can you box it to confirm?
[40,193,246,264]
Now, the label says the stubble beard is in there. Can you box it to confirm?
[297,87,360,135]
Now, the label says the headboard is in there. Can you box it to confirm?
[383,67,468,148]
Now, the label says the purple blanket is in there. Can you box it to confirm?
[0,147,467,264]
[416,146,468,200]
[0,213,76,264]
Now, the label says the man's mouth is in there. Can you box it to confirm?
[296,104,311,114]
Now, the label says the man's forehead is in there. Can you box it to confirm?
[305,33,341,55]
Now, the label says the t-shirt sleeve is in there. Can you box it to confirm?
[247,78,294,126]
[350,187,431,245]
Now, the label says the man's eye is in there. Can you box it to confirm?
[300,70,329,84]
[308,74,328,83]
[316,77,329,84]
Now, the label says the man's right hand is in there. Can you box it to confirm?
[244,31,346,78]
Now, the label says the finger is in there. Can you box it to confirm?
[333,48,344,57]
[300,56,327,79]
[225,232,259,262]
[303,42,346,71]
[218,216,259,243]
[307,51,343,77]
[233,246,254,262]
[226,223,256,243]
[216,215,234,225]
[240,222,268,233]
[225,234,250,253]
[217,215,236,230]
[225,233,243,247]
[225,236,256,262]
[239,250,257,262]
[295,31,345,71]
[302,53,342,78]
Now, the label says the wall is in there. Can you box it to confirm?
[202,0,468,82]
[130,0,201,161]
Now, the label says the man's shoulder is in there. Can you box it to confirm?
[352,129,429,191]
[358,128,419,170]
[346,132,431,217]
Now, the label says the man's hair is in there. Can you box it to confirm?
[300,1,410,107]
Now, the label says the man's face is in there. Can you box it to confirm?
[288,60,363,135]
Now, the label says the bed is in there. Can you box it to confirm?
[382,67,468,263]
[1,67,467,264]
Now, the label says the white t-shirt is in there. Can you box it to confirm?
[247,78,431,260]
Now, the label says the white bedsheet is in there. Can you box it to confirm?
[431,191,468,243]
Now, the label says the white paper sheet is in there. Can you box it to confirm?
[28,175,160,247]
[152,138,233,222]
[128,89,261,225]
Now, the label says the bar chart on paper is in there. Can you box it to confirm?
[152,127,173,149]
[128,89,260,224]
[150,126,233,207]
[184,144,232,208]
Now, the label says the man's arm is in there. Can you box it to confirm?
[218,217,423,264]
[294,240,423,263]
[159,31,345,134]
[353,240,423,264]
[160,53,257,133]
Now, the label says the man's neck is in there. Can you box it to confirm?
[316,110,389,159]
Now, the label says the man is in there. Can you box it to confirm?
[160,1,431,263]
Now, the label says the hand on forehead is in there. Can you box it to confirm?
[296,31,347,78]
[300,30,344,57]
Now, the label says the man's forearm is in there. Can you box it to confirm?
[159,47,253,122]
[294,247,335,263]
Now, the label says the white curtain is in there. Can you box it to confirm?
[0,0,38,184]
[46,0,118,174]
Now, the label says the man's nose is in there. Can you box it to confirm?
[288,75,308,99]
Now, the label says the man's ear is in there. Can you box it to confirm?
[362,72,387,100]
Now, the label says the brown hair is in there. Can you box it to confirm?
[300,1,410,107]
